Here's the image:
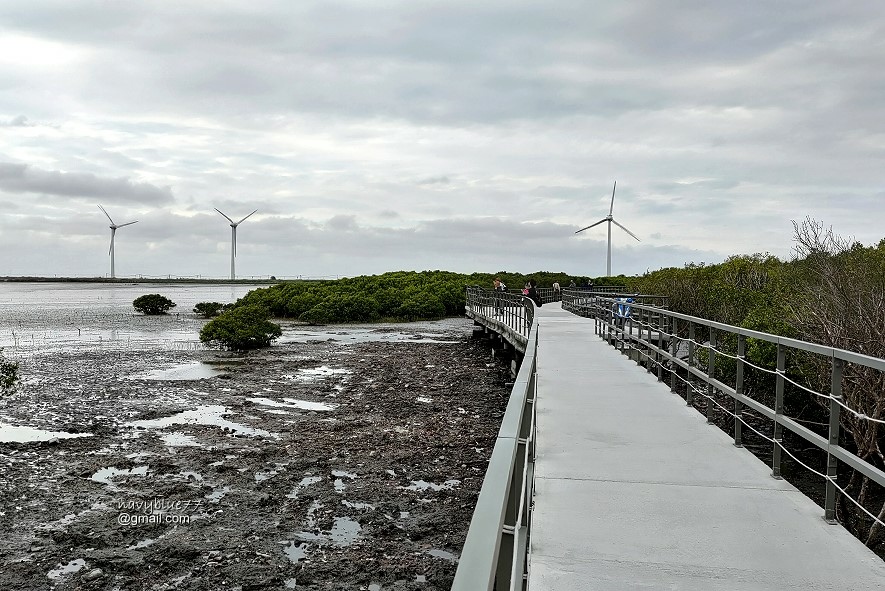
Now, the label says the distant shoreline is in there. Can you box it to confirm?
[0,276,292,285]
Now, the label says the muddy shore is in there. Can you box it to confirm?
[0,319,510,590]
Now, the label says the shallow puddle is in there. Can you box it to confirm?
[0,422,93,444]
[91,465,149,489]
[329,516,361,546]
[282,366,352,382]
[247,396,338,412]
[47,558,86,580]
[205,486,231,503]
[127,405,277,439]
[428,548,459,563]
[127,361,222,381]
[281,541,308,564]
[400,479,461,492]
[287,476,323,499]
[160,432,202,447]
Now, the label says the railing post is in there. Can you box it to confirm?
[657,312,664,382]
[825,357,843,523]
[706,328,716,423]
[670,318,678,393]
[772,343,785,479]
[734,334,745,447]
[687,322,695,406]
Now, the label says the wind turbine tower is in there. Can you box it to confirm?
[97,205,138,279]
[574,181,640,276]
[214,208,257,280]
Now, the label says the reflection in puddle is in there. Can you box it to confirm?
[248,397,338,412]
[160,432,201,447]
[128,538,156,550]
[281,541,308,564]
[127,405,277,439]
[329,516,361,545]
[428,548,459,563]
[205,486,231,503]
[47,558,86,580]
[282,366,352,382]
[343,500,375,510]
[127,361,221,381]
[91,465,149,489]
[400,479,461,492]
[0,422,93,444]
[332,469,357,493]
[287,476,323,499]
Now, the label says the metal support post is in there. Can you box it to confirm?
[657,312,664,382]
[687,322,695,406]
[734,335,745,447]
[706,328,716,423]
[670,318,678,393]
[772,344,785,479]
[824,358,843,523]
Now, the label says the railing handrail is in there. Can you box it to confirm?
[562,291,885,528]
[587,295,885,371]
[455,288,538,590]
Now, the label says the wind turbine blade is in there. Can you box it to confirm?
[97,204,115,225]
[612,218,641,242]
[574,218,608,234]
[232,227,237,257]
[236,209,258,225]
[117,220,138,228]
[214,208,234,224]
[109,230,115,255]
[609,181,617,215]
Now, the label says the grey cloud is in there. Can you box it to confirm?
[1,115,32,127]
[0,163,174,204]
[418,176,450,185]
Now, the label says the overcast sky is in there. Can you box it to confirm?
[1,1,883,280]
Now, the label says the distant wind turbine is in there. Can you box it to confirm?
[215,208,257,280]
[97,204,138,279]
[574,181,640,276]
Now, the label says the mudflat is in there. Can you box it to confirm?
[0,320,510,590]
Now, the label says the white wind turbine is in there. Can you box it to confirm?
[214,208,257,280]
[574,181,640,276]
[97,204,138,279]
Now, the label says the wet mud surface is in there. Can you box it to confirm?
[0,320,510,590]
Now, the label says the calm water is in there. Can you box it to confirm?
[0,282,256,354]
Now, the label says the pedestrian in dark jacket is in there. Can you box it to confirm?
[527,279,542,308]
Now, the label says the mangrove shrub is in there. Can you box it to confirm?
[199,305,282,350]
[0,349,18,395]
[133,294,177,315]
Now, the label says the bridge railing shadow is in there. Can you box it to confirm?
[453,288,537,590]
[563,289,885,541]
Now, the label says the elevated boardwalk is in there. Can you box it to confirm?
[529,303,885,589]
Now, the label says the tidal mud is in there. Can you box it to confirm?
[0,319,510,590]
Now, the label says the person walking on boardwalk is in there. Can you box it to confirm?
[552,282,561,302]
[493,277,506,315]
[527,279,543,308]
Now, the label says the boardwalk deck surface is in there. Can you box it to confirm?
[529,303,885,590]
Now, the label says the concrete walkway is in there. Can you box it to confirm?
[529,303,885,590]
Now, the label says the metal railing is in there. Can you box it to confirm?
[466,287,534,349]
[562,291,885,529]
[454,288,538,590]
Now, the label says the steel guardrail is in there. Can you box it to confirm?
[562,289,885,527]
[454,288,538,590]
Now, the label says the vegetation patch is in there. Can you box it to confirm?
[133,294,177,315]
[199,304,283,350]
[0,348,18,395]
